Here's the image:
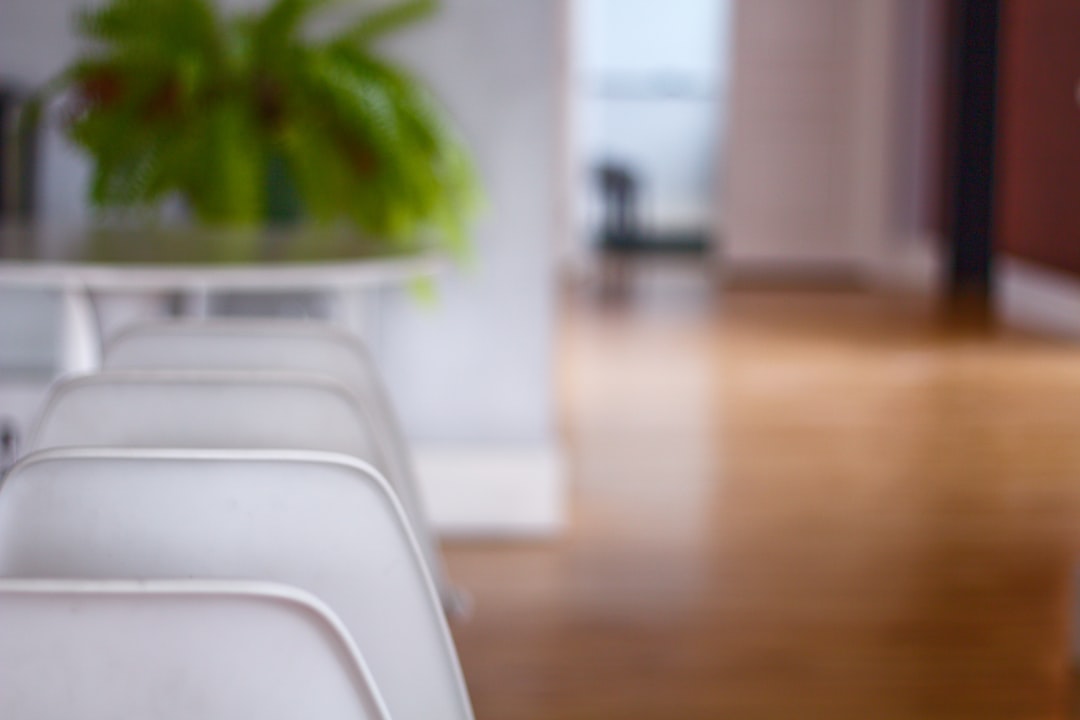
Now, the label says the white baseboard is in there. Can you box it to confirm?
[868,237,943,296]
[1000,258,1080,339]
[868,248,1080,339]
[414,442,567,539]
[722,239,946,293]
[720,255,865,287]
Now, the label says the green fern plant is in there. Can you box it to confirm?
[23,0,479,258]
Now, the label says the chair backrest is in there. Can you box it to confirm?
[0,449,474,720]
[101,321,445,605]
[105,320,378,397]
[0,579,389,720]
[27,371,382,461]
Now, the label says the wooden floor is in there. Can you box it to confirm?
[445,261,1080,719]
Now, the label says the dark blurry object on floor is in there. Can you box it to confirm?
[596,161,641,253]
[0,82,38,224]
[595,161,640,296]
[593,160,708,298]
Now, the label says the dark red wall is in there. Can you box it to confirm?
[997,0,1080,275]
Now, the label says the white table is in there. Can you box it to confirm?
[0,223,446,330]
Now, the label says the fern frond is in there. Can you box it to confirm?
[329,0,437,48]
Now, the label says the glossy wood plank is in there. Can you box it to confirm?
[446,262,1080,719]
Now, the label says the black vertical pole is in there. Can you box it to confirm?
[947,0,1001,319]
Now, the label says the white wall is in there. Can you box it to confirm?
[724,0,861,271]
[377,0,560,446]
[0,0,82,86]
[723,0,929,279]
[0,0,91,225]
[893,0,947,244]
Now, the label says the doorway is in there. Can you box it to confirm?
[566,0,733,291]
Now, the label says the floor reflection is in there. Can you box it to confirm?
[446,259,1080,719]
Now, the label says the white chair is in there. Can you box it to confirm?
[105,321,387,403]
[102,321,456,611]
[0,578,389,720]
[27,371,384,460]
[26,368,454,610]
[0,448,474,720]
